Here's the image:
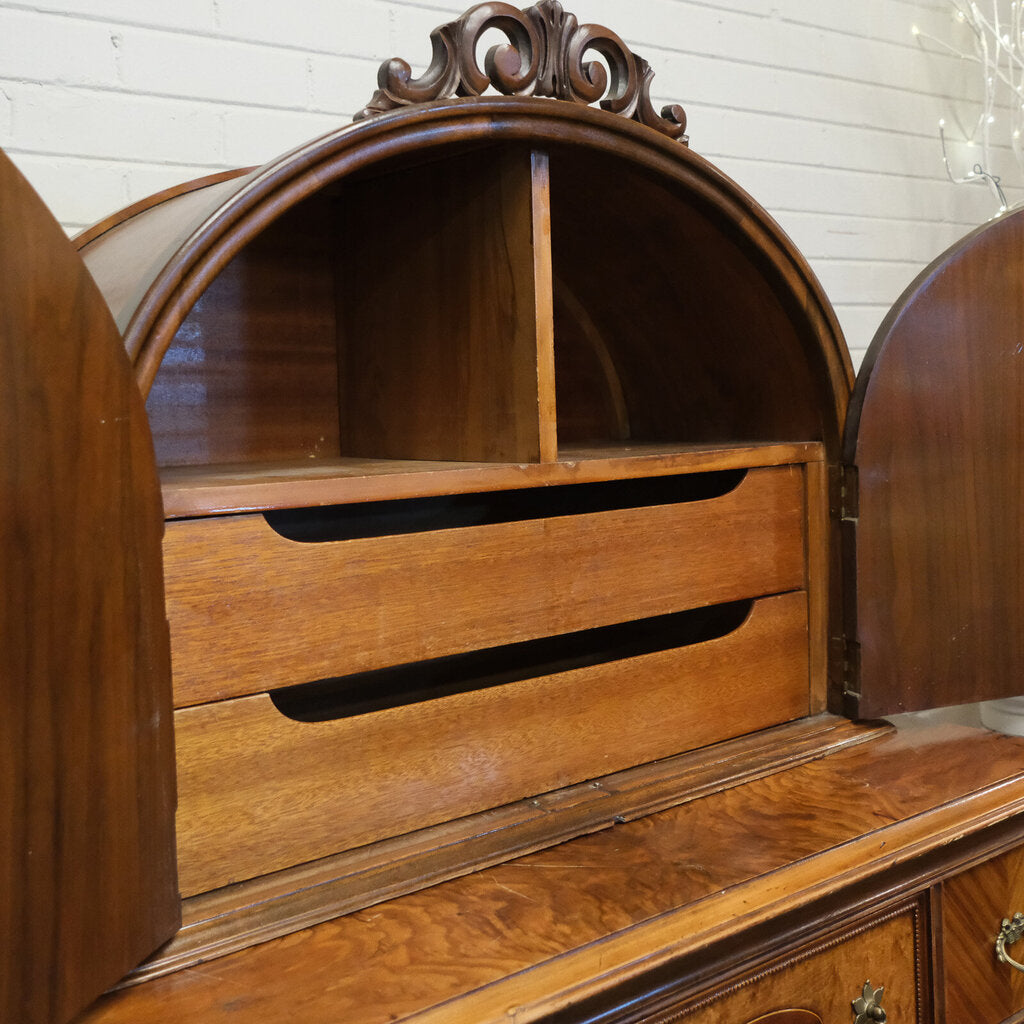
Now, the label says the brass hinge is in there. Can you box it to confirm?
[838,463,859,522]
[831,634,862,699]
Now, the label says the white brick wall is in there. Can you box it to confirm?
[0,0,1009,364]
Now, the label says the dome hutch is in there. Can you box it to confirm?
[5,4,1024,1022]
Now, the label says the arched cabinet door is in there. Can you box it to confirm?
[845,208,1024,717]
[0,149,178,1023]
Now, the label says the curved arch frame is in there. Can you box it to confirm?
[112,97,851,456]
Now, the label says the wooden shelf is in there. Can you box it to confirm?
[160,440,824,518]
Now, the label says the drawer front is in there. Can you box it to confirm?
[944,844,1024,1023]
[163,465,806,706]
[174,591,809,896]
[650,901,926,1024]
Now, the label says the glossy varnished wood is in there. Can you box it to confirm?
[78,173,252,334]
[77,724,1024,1024]
[847,207,1024,716]
[133,716,884,984]
[672,902,923,1024]
[548,146,838,450]
[73,167,252,248]
[339,144,553,463]
[68,101,850,436]
[0,150,178,1024]
[175,592,809,895]
[147,196,341,467]
[163,465,807,706]
[943,843,1024,1022]
[158,441,824,518]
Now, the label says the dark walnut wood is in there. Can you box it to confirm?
[845,208,1024,717]
[354,0,688,142]
[0,152,178,1023]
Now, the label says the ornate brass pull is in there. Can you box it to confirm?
[852,980,886,1023]
[996,911,1024,973]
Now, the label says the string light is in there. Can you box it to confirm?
[914,1,1023,215]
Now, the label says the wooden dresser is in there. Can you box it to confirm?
[4,3,1024,1022]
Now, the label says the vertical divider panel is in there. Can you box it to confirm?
[805,459,829,714]
[337,144,549,463]
[531,149,558,463]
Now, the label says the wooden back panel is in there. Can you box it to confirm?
[846,209,1024,717]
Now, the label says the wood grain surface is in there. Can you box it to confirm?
[847,207,1024,716]
[164,465,807,705]
[78,173,249,334]
[943,843,1024,1022]
[339,144,552,463]
[135,716,884,985]
[77,724,1024,1024]
[69,102,848,453]
[174,591,809,895]
[548,144,841,450]
[158,441,824,519]
[0,148,178,1024]
[675,903,922,1024]
[146,196,341,467]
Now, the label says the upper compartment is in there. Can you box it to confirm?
[75,7,850,518]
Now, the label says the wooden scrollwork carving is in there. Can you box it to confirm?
[354,0,688,143]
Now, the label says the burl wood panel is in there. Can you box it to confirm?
[338,144,554,462]
[943,843,1024,1022]
[0,150,178,1024]
[675,904,923,1024]
[145,196,341,467]
[847,208,1024,716]
[163,465,806,706]
[175,591,809,895]
[79,725,1024,1024]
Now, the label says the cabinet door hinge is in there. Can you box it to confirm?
[830,634,862,699]
[837,463,859,522]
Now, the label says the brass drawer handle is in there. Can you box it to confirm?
[996,912,1024,973]
[852,980,886,1023]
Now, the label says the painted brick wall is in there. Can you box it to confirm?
[0,0,1011,365]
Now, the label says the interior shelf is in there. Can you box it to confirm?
[160,440,824,518]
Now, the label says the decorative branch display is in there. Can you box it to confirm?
[914,0,1024,213]
[355,0,688,143]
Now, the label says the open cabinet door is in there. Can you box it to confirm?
[844,208,1024,718]
[0,152,178,1021]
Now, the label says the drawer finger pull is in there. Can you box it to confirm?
[996,911,1024,973]
[852,980,887,1023]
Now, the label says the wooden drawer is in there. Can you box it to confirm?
[163,464,807,707]
[944,844,1024,1023]
[648,900,927,1023]
[174,590,809,896]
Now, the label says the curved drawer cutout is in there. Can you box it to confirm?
[164,464,807,707]
[174,591,810,896]
[270,598,753,722]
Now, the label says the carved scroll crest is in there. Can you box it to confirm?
[354,1,688,143]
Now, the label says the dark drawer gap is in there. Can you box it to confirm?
[269,598,754,722]
[263,469,747,542]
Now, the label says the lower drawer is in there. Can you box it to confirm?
[647,900,926,1024]
[943,843,1024,1023]
[174,591,809,896]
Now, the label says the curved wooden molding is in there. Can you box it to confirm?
[355,0,688,142]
